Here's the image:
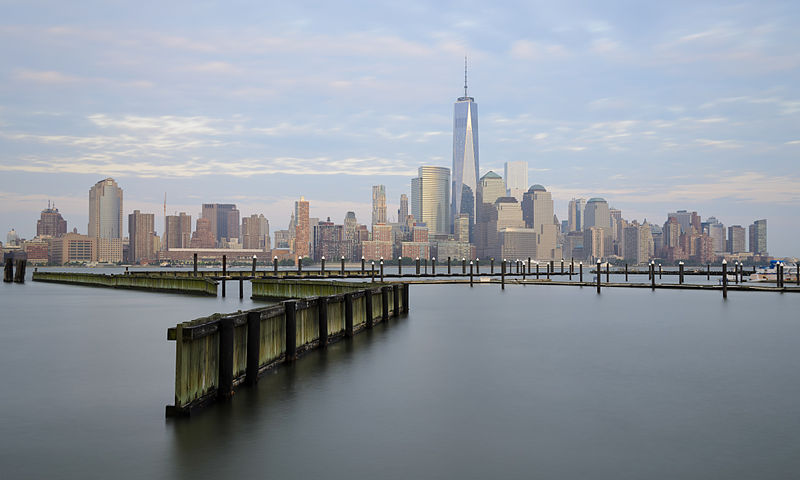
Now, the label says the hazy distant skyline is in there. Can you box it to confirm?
[1,1,798,255]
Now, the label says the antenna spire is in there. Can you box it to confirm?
[464,56,468,97]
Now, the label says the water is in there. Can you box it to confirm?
[2,271,799,479]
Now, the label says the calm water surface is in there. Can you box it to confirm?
[1,270,799,479]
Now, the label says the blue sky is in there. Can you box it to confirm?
[1,1,798,255]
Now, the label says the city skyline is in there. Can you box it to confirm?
[1,1,799,255]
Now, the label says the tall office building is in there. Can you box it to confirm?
[88,178,123,239]
[372,185,387,226]
[475,171,506,257]
[398,194,408,222]
[504,161,528,201]
[584,198,610,232]
[568,198,586,232]
[702,217,726,253]
[727,225,746,253]
[242,214,269,250]
[36,202,67,237]
[128,210,155,264]
[294,197,310,258]
[412,166,450,236]
[201,204,240,245]
[748,219,767,255]
[668,210,700,234]
[451,60,479,232]
[165,212,192,249]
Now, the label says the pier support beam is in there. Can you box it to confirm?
[398,257,402,276]
[285,300,297,361]
[462,258,467,275]
[490,258,494,274]
[361,257,365,273]
[448,257,452,275]
[221,255,227,297]
[274,256,278,274]
[252,256,257,277]
[239,277,243,299]
[341,256,346,276]
[722,260,728,299]
[432,257,436,276]
[380,259,384,282]
[193,253,198,277]
[650,262,655,291]
[416,257,420,275]
[13,259,25,283]
[218,317,234,399]
[392,284,399,316]
[625,263,628,282]
[365,290,373,328]
[381,286,389,322]
[321,256,325,274]
[318,297,328,348]
[679,261,684,285]
[344,293,354,337]
[402,283,409,313]
[596,260,601,294]
[579,262,583,283]
[501,259,506,290]
[245,311,261,386]
[470,261,474,287]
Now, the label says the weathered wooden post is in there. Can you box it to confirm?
[501,259,505,290]
[546,262,550,280]
[239,277,243,299]
[392,284,399,316]
[13,259,25,283]
[521,259,525,280]
[561,258,564,274]
[679,261,684,285]
[193,253,198,276]
[721,260,728,299]
[707,263,711,280]
[596,259,602,294]
[605,262,610,282]
[462,257,467,274]
[318,296,328,348]
[297,256,302,275]
[659,264,662,279]
[371,261,375,282]
[252,255,257,277]
[398,256,402,275]
[528,257,532,274]
[218,316,235,399]
[381,286,389,322]
[432,257,436,276]
[475,258,480,274]
[447,256,452,274]
[321,256,326,275]
[221,255,227,297]
[344,293,354,337]
[402,283,409,313]
[424,258,428,275]
[735,262,740,284]
[625,263,628,282]
[650,261,655,291]
[796,263,799,286]
[365,289,373,328]
[550,260,554,276]
[273,256,278,274]
[341,256,346,276]
[380,258,384,282]
[285,300,297,361]
[416,257,420,275]
[469,261,474,287]
[777,263,783,289]
[579,262,583,283]
[536,262,540,279]
[490,258,494,274]
[245,311,261,386]
[569,260,574,280]
[361,256,365,273]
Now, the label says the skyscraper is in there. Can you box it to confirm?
[727,225,746,253]
[294,197,310,258]
[88,178,123,239]
[413,166,450,236]
[568,198,586,232]
[398,194,408,222]
[504,161,528,201]
[748,219,767,255]
[128,210,155,264]
[165,212,192,249]
[372,185,387,226]
[36,202,67,237]
[242,214,269,250]
[451,59,479,233]
[201,204,240,245]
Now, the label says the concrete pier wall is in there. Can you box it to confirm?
[32,271,217,295]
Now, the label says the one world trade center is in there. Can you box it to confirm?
[451,58,479,236]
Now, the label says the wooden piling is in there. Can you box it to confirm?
[402,283,409,313]
[398,257,402,275]
[625,263,628,281]
[722,260,728,299]
[239,277,243,299]
[365,290,373,328]
[528,257,532,274]
[650,262,655,291]
[252,256,257,277]
[490,258,494,274]
[416,257,420,275]
[298,256,302,275]
[222,255,227,277]
[476,258,480,274]
[380,259,384,282]
[469,261,474,286]
[707,263,710,280]
[448,257,452,274]
[501,260,505,290]
[193,253,198,276]
[321,256,325,274]
[392,284,399,316]
[432,257,436,275]
[596,260,601,294]
[344,293,354,337]
[796,263,799,286]
[605,263,609,282]
[536,263,540,279]
[318,296,328,347]
[659,264,662,279]
[546,262,550,280]
[341,256,346,276]
[679,262,684,284]
[579,262,583,283]
[274,256,278,274]
[561,259,564,274]
[245,311,260,386]
[381,286,389,322]
[285,300,297,360]
[218,317,234,399]
[371,262,375,282]
[14,259,26,283]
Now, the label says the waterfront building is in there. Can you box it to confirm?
[242,214,269,250]
[583,227,604,261]
[451,61,479,233]
[584,198,611,256]
[294,198,310,258]
[748,219,767,255]
[23,240,49,264]
[165,213,192,250]
[190,218,215,248]
[201,204,239,245]
[49,233,95,264]
[504,161,528,201]
[36,203,67,237]
[623,221,653,265]
[128,210,155,264]
[474,171,505,258]
[498,227,537,261]
[88,178,123,262]
[727,225,746,253]
[568,198,586,232]
[485,197,525,259]
[372,185,387,227]
[412,166,450,236]
[702,217,726,253]
[313,218,346,261]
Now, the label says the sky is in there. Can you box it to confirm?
[0,0,798,256]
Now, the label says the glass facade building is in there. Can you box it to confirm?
[451,82,479,233]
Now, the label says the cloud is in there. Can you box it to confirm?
[509,40,569,60]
